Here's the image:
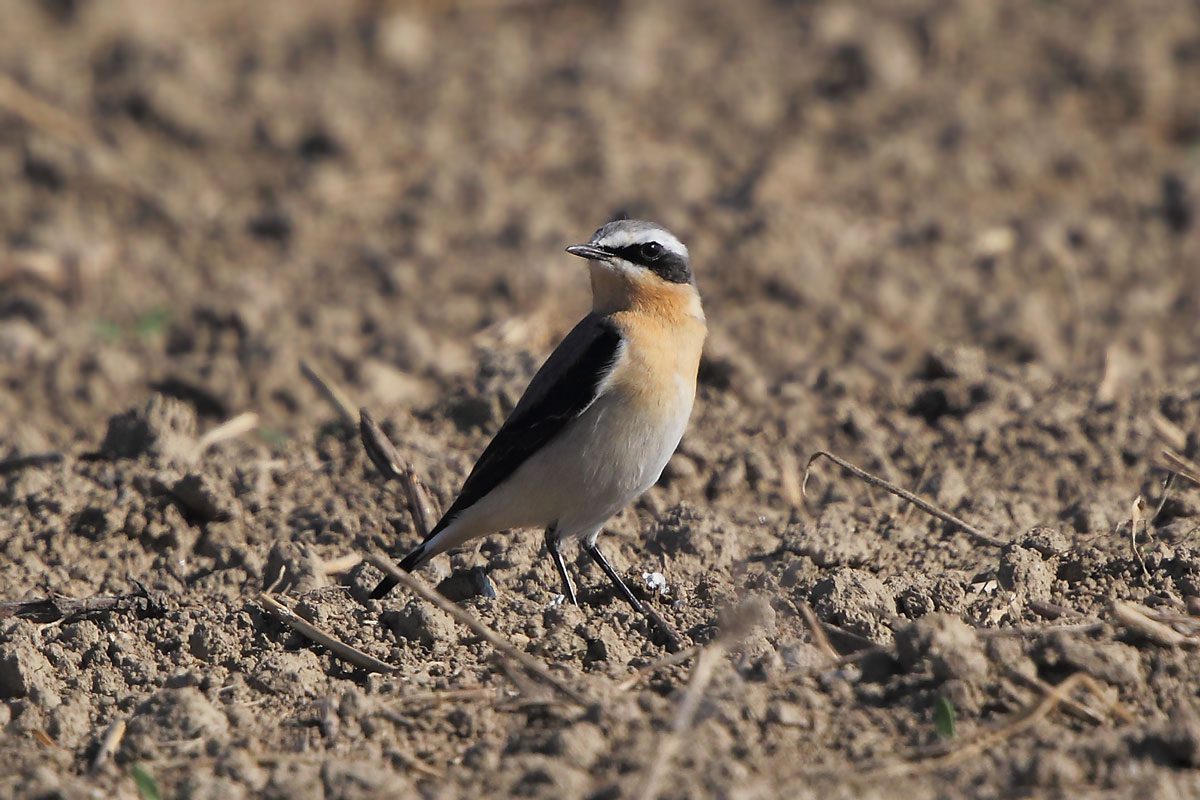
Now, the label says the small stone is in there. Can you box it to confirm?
[435,568,496,601]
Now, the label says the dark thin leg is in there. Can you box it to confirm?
[544,527,578,605]
[583,540,644,614]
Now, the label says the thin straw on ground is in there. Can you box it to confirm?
[0,592,141,624]
[636,642,726,800]
[366,553,590,706]
[360,409,436,536]
[1161,449,1200,489]
[319,554,364,575]
[89,718,126,773]
[259,593,397,673]
[300,359,357,423]
[617,644,703,691]
[796,599,840,659]
[802,450,1006,548]
[1111,600,1192,647]
[194,411,260,456]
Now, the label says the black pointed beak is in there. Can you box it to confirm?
[565,244,611,261]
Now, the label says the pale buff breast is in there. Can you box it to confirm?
[607,281,707,420]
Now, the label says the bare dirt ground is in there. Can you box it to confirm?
[2,0,1200,797]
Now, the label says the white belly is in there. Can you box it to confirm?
[432,384,694,551]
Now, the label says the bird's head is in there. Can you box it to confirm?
[566,219,702,319]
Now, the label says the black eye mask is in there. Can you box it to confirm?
[603,242,692,284]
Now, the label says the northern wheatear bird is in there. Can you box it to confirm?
[371,219,707,612]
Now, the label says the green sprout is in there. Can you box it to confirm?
[130,764,162,800]
[934,696,957,740]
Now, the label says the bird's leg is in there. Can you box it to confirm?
[544,527,578,605]
[583,540,645,614]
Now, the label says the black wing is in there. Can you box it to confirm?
[428,314,623,540]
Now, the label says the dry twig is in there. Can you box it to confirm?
[636,642,727,800]
[801,450,1005,548]
[366,553,590,706]
[0,73,90,142]
[0,592,149,624]
[1129,495,1151,578]
[796,600,839,660]
[977,620,1105,638]
[1150,412,1189,452]
[300,359,357,424]
[1161,449,1200,489]
[617,644,703,691]
[259,593,397,673]
[778,447,803,507]
[1002,668,1109,725]
[361,409,436,536]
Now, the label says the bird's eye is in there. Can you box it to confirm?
[640,241,664,260]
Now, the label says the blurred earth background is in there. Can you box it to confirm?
[2,0,1200,797]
